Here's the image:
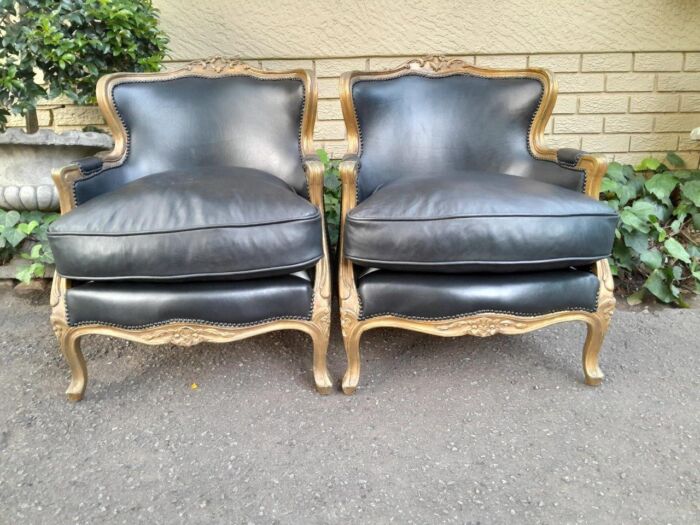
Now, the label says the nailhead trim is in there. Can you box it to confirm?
[358,266,601,320]
[66,298,314,329]
[359,305,597,322]
[68,313,313,330]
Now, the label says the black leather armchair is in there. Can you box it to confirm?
[48,57,332,400]
[338,56,617,393]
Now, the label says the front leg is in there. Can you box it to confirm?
[59,330,87,401]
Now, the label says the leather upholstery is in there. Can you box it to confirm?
[74,156,103,176]
[344,172,617,273]
[357,269,600,319]
[49,167,322,281]
[74,75,307,204]
[351,74,585,201]
[557,148,586,167]
[65,273,313,327]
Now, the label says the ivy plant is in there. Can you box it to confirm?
[0,209,59,283]
[601,152,700,306]
[317,148,341,249]
[0,0,169,131]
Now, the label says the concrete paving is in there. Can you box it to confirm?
[0,288,698,524]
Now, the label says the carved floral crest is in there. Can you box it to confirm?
[405,55,469,73]
[185,56,256,74]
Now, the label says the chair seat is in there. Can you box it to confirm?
[344,171,617,273]
[65,272,313,327]
[357,268,600,319]
[49,166,323,281]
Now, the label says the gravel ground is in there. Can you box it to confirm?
[0,287,698,524]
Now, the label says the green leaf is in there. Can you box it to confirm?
[630,197,670,223]
[640,249,663,270]
[663,237,691,264]
[2,210,20,228]
[670,265,683,281]
[606,162,626,183]
[690,261,700,280]
[645,172,679,201]
[622,230,649,254]
[644,269,674,303]
[626,289,646,306]
[15,265,34,284]
[16,220,39,235]
[324,173,341,190]
[32,263,45,279]
[604,198,620,212]
[600,177,618,193]
[14,262,43,284]
[613,182,638,207]
[665,151,685,168]
[635,157,661,172]
[681,180,700,207]
[2,227,26,247]
[613,239,634,270]
[619,209,650,233]
[29,243,42,259]
[43,213,59,224]
[670,218,683,233]
[316,148,329,165]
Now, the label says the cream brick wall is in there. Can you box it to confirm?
[15,51,700,167]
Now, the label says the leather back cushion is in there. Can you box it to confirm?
[352,74,582,201]
[81,75,307,198]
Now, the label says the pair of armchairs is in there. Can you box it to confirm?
[47,56,616,401]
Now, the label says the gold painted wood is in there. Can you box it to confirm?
[50,58,331,400]
[337,56,616,394]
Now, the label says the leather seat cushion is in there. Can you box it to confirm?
[357,268,600,319]
[49,166,323,281]
[344,171,617,273]
[66,272,313,327]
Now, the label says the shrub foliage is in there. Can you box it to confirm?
[601,153,700,306]
[0,0,169,131]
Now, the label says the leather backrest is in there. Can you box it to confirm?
[351,73,582,201]
[79,75,307,199]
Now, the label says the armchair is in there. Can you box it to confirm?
[338,56,617,393]
[48,58,332,400]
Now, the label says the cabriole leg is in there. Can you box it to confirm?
[311,330,332,395]
[341,329,361,395]
[60,331,87,401]
[582,318,605,386]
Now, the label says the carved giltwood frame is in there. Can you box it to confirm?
[50,57,332,400]
[337,56,615,394]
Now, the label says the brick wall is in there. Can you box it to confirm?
[11,52,700,167]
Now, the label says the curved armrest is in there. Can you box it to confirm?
[533,147,607,200]
[74,156,104,175]
[553,148,607,199]
[52,155,113,214]
[339,155,359,211]
[556,148,586,168]
[302,156,325,209]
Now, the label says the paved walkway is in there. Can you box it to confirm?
[0,288,698,523]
